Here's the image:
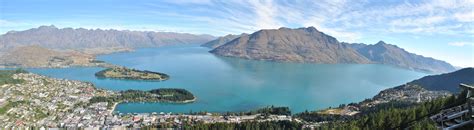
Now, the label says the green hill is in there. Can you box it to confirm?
[409,67,474,92]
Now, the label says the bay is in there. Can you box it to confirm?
[28,45,427,113]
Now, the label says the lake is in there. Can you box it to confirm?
[28,45,427,113]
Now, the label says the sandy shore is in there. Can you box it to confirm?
[109,102,120,115]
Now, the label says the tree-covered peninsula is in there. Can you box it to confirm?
[89,88,196,108]
[95,67,169,81]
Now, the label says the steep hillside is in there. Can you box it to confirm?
[370,67,473,104]
[350,41,456,73]
[408,67,474,92]
[201,34,241,49]
[210,27,370,64]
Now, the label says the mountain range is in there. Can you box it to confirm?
[349,41,455,73]
[0,26,459,73]
[208,27,456,73]
[0,25,214,52]
[0,25,215,68]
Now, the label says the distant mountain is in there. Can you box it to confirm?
[0,25,214,68]
[210,27,455,73]
[0,45,104,68]
[349,41,456,73]
[408,67,474,92]
[210,27,371,64]
[0,25,215,51]
[201,34,242,49]
[344,42,366,50]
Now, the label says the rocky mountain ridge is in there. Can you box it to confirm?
[210,27,371,64]
[209,27,456,73]
[0,25,215,68]
[349,41,456,73]
[0,25,214,51]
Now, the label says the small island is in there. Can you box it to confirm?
[89,88,196,108]
[95,67,169,81]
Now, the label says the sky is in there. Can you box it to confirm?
[0,0,473,67]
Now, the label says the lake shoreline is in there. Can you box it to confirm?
[27,45,428,114]
[110,102,119,115]
[112,97,197,114]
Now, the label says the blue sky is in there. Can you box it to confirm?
[0,0,473,67]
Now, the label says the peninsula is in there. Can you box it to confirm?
[0,69,196,127]
[95,67,169,81]
[90,88,196,108]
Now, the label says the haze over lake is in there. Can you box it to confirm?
[29,45,427,113]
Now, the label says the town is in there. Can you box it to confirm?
[0,72,293,128]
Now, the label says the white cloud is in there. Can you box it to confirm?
[0,19,25,27]
[389,16,447,27]
[248,0,282,29]
[388,23,463,34]
[0,20,11,25]
[302,17,360,42]
[316,0,473,35]
[0,19,41,34]
[2,0,473,39]
[252,0,363,42]
[448,41,474,47]
[454,11,474,22]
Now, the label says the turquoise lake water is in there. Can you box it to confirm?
[28,45,427,113]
